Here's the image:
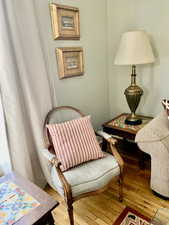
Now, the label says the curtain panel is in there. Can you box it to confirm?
[0,91,11,176]
[0,0,56,187]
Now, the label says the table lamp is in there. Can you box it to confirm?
[114,30,155,125]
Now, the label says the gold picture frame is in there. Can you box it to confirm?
[50,3,80,40]
[56,47,84,79]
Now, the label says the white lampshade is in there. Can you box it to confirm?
[114,31,155,65]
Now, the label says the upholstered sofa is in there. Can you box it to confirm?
[135,110,169,198]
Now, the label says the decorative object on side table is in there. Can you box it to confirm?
[103,113,153,169]
[49,3,80,40]
[56,47,84,79]
[0,172,59,225]
[114,30,155,125]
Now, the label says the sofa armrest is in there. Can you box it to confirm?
[135,111,169,143]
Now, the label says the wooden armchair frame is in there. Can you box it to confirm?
[43,106,124,225]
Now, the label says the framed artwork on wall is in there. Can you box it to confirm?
[50,3,80,40]
[56,47,84,79]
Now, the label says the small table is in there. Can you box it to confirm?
[0,172,59,225]
[103,113,153,169]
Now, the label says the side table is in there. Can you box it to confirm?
[0,172,59,225]
[103,113,153,169]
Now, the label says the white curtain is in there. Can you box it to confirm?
[0,92,11,176]
[0,0,56,186]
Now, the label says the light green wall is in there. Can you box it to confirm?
[34,0,167,124]
[107,0,168,117]
[34,0,109,128]
[107,0,136,117]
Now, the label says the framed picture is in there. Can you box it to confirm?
[56,47,84,79]
[50,3,80,40]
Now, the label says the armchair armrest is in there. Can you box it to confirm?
[96,130,124,172]
[109,142,124,172]
[41,149,72,200]
[42,148,55,161]
[96,130,117,145]
[42,149,61,168]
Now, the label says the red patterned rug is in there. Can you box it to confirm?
[113,207,151,225]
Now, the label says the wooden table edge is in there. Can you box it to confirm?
[103,113,153,135]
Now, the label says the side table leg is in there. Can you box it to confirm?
[138,151,146,170]
[46,212,55,225]
[35,212,55,225]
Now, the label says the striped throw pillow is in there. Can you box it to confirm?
[46,116,104,171]
[162,99,169,119]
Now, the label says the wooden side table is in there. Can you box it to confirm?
[103,113,153,169]
[0,172,59,225]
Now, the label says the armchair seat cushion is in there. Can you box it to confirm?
[51,152,120,197]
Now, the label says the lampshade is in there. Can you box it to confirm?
[114,31,155,65]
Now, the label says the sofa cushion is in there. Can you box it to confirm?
[46,116,104,171]
[51,152,120,197]
[135,111,169,143]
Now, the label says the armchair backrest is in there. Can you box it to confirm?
[43,106,85,153]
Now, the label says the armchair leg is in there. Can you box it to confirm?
[118,176,123,202]
[67,203,74,225]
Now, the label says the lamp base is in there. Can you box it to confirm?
[125,115,142,125]
[124,65,143,126]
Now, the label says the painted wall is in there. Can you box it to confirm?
[107,0,168,118]
[34,0,167,123]
[34,0,109,128]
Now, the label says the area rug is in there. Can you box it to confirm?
[113,207,151,225]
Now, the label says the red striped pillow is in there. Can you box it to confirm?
[46,116,104,171]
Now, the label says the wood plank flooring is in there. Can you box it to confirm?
[45,162,169,225]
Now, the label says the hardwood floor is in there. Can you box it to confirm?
[45,161,169,225]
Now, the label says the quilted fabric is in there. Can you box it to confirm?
[46,116,104,171]
[135,111,169,143]
[136,112,169,197]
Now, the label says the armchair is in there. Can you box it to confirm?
[42,106,124,225]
